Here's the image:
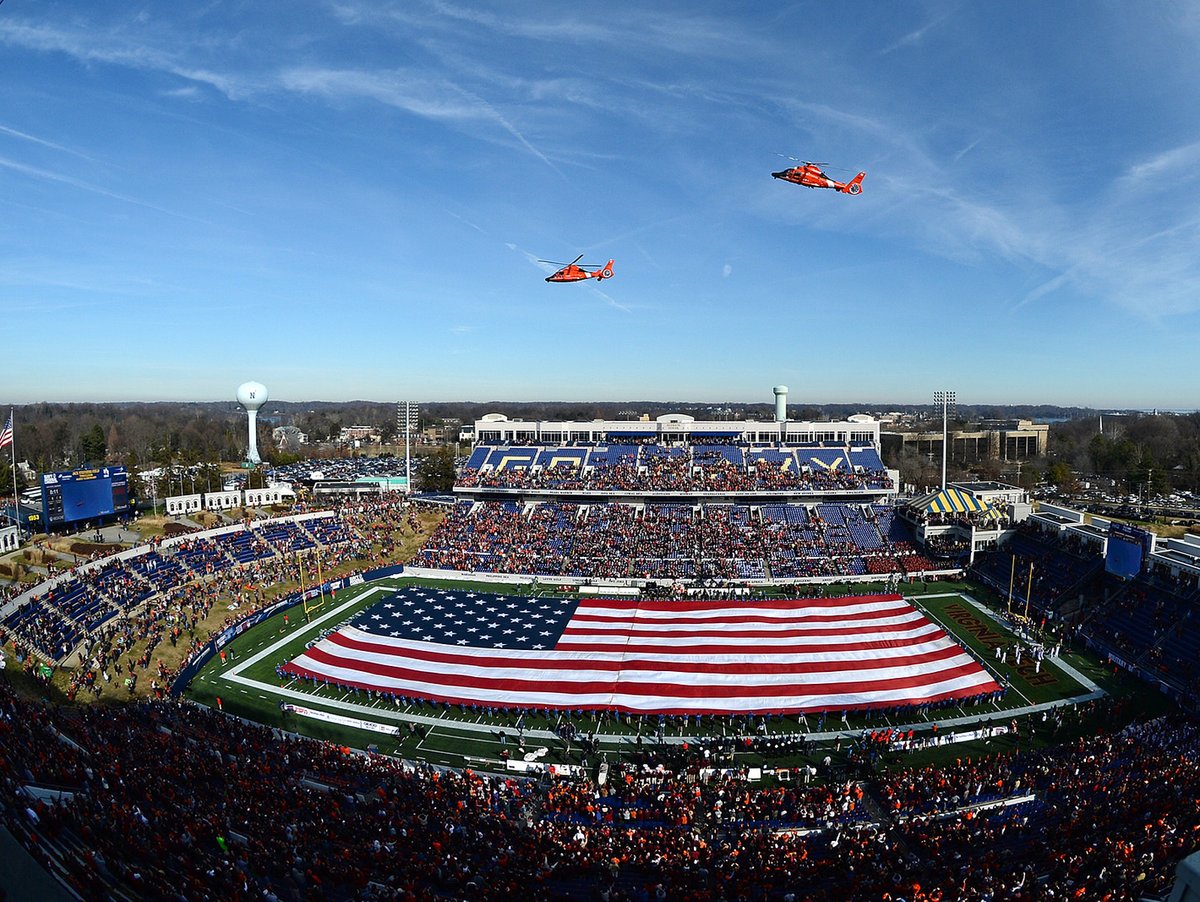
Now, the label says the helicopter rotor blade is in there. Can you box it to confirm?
[539,254,585,267]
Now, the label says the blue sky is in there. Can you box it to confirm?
[2,2,1199,408]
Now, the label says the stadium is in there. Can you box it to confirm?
[3,402,1199,902]
[3,4,1200,900]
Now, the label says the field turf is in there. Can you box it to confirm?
[184,577,1172,773]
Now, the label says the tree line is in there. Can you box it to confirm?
[5,402,1200,500]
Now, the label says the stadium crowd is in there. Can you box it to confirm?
[457,443,894,495]
[416,500,937,581]
[0,492,435,707]
[1,681,1197,901]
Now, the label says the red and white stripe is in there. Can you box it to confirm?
[281,593,1000,715]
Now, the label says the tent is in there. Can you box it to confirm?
[911,487,1000,519]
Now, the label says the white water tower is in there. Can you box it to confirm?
[773,385,789,422]
[236,381,268,464]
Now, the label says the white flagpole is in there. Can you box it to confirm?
[8,409,17,530]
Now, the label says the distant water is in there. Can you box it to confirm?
[1047,410,1199,421]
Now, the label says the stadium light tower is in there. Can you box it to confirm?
[398,401,418,495]
[933,390,956,491]
[237,381,269,465]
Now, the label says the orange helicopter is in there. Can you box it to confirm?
[541,255,615,283]
[772,157,865,195]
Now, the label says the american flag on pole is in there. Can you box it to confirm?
[0,412,12,450]
[281,587,1001,715]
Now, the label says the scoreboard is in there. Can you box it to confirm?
[1105,521,1153,579]
[40,467,130,528]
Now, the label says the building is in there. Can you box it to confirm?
[272,425,308,453]
[883,418,1049,464]
[421,424,449,444]
[338,425,378,443]
[470,412,882,447]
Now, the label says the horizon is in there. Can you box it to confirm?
[2,396,1191,417]
[2,3,1199,407]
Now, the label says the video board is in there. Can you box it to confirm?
[1105,521,1153,578]
[40,466,130,528]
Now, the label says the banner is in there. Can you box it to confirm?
[281,703,401,736]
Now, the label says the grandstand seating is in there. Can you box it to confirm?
[457,441,893,494]
[258,520,315,552]
[301,516,356,547]
[1,515,362,664]
[416,500,925,582]
[127,550,189,593]
[799,448,847,472]
[174,538,232,576]
[215,528,276,564]
[849,446,886,471]
[972,527,1104,616]
[535,447,589,470]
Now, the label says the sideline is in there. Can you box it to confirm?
[224,585,390,680]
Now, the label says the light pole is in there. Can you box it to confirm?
[399,401,418,496]
[933,390,956,491]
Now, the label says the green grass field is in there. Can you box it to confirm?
[183,576,1175,773]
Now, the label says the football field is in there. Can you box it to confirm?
[185,577,1155,771]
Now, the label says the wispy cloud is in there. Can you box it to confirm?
[0,155,205,222]
[279,66,565,174]
[773,93,1200,320]
[951,136,983,163]
[5,13,570,173]
[0,123,96,162]
[879,6,960,55]
[1121,140,1200,184]
[593,215,691,248]
[0,21,261,101]
[279,67,479,119]
[505,242,555,276]
[335,1,771,59]
[441,80,565,178]
[158,85,204,101]
[590,286,631,313]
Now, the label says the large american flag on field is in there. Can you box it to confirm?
[280,587,1001,715]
